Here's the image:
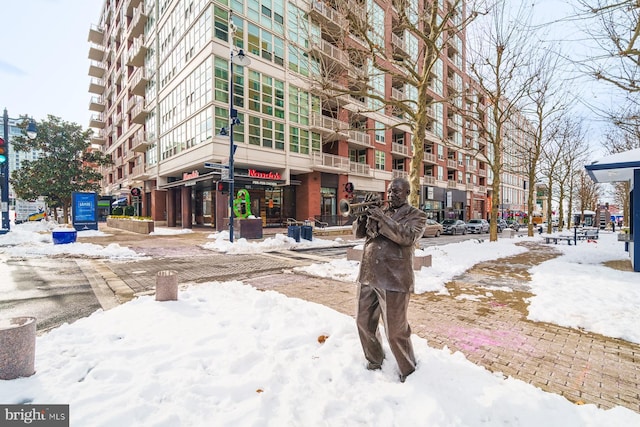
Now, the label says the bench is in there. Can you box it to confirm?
[541,234,575,245]
[575,229,599,241]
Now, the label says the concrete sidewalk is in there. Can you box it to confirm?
[81,225,639,414]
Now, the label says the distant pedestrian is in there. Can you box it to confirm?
[352,178,427,383]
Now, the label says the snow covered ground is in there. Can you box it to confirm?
[1,221,638,426]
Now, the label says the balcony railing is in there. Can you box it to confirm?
[347,130,371,147]
[309,37,349,67]
[349,162,372,176]
[392,142,409,156]
[311,152,350,171]
[88,77,105,94]
[423,152,436,164]
[392,169,408,179]
[308,1,346,35]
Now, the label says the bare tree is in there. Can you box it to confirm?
[303,0,487,207]
[576,0,640,94]
[556,119,589,230]
[462,0,540,240]
[517,47,572,236]
[574,169,602,224]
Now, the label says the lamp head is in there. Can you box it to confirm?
[232,49,251,66]
[26,118,37,140]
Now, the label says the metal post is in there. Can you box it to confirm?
[1,108,9,233]
[228,49,235,243]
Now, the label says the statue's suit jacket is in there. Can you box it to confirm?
[353,203,427,293]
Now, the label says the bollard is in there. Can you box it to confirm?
[156,270,178,301]
[0,317,36,380]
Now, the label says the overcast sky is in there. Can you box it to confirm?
[0,0,102,126]
[0,0,621,159]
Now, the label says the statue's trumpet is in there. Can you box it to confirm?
[339,198,388,217]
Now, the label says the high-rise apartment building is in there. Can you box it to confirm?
[88,0,498,230]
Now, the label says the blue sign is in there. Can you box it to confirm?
[72,192,98,231]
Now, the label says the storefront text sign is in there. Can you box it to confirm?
[248,169,281,180]
[183,170,200,180]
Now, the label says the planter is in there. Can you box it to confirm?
[107,217,154,234]
[52,229,77,244]
[0,317,36,380]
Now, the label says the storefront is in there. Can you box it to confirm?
[422,186,467,222]
[159,167,290,230]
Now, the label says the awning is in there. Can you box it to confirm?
[585,148,640,183]
[112,197,128,207]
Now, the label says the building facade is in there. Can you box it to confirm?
[0,115,43,213]
[88,0,516,230]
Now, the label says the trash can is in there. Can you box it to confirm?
[287,225,301,242]
[301,225,313,241]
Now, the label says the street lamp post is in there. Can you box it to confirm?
[1,108,37,234]
[219,18,250,243]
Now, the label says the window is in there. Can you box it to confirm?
[375,150,385,170]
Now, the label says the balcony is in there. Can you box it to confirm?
[391,142,409,157]
[309,113,348,142]
[391,87,406,101]
[127,35,147,67]
[88,60,106,78]
[129,3,148,38]
[308,37,349,68]
[131,163,150,180]
[347,130,371,148]
[89,96,106,112]
[391,33,409,58]
[130,98,148,124]
[349,162,372,176]
[311,152,350,173]
[88,44,106,62]
[88,77,106,94]
[447,159,457,169]
[478,168,487,177]
[130,68,149,96]
[308,1,346,37]
[447,180,457,189]
[392,169,408,179]
[423,152,436,164]
[88,24,104,44]
[423,175,435,185]
[124,150,138,163]
[126,0,143,15]
[90,114,106,129]
[90,129,106,146]
[131,129,150,152]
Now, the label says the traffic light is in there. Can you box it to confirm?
[0,137,7,165]
[216,180,230,193]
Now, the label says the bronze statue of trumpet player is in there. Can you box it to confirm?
[351,177,427,383]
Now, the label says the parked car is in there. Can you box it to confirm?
[466,219,489,233]
[506,220,521,231]
[441,219,467,235]
[497,219,508,233]
[423,219,443,237]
